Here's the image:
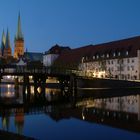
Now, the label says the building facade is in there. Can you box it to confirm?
[78,36,140,81]
[53,36,140,81]
[43,44,71,67]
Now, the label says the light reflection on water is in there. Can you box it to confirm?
[0,84,140,139]
[0,84,15,97]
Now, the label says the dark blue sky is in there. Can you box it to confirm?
[0,0,140,53]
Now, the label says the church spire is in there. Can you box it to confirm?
[14,12,24,59]
[1,30,6,56]
[2,30,6,45]
[16,12,23,40]
[5,29,11,49]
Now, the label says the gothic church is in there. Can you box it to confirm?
[0,13,24,59]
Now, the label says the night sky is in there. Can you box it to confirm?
[0,0,140,53]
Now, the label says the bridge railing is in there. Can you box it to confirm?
[0,65,81,76]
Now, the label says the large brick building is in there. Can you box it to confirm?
[53,36,140,81]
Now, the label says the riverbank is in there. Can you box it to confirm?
[0,130,35,140]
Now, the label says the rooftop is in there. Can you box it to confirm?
[54,36,140,68]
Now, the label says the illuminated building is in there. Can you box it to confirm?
[54,36,140,80]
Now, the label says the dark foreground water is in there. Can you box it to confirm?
[0,83,140,140]
[1,114,140,140]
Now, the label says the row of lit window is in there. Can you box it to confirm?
[91,59,135,66]
[92,51,129,60]
[85,65,136,72]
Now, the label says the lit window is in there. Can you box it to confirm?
[96,55,99,59]
[93,56,95,59]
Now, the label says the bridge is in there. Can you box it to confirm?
[1,65,140,102]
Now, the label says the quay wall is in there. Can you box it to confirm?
[77,78,140,88]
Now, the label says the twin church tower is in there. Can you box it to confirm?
[0,13,24,59]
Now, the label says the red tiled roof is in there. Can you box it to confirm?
[54,36,140,68]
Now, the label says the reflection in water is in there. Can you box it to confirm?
[0,84,15,98]
[0,83,140,139]
[45,88,61,101]
[15,108,24,135]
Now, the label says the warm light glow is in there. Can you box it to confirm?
[86,70,106,78]
[29,76,33,79]
[7,84,11,88]
[25,87,27,94]
[7,75,11,79]
[7,91,10,95]
[46,77,59,83]
[30,86,34,94]
[37,87,42,93]
[98,71,106,78]
[45,88,61,94]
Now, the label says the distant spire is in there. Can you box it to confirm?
[1,30,6,56]
[1,30,6,45]
[16,12,23,40]
[5,29,11,49]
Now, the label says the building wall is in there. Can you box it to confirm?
[43,54,59,67]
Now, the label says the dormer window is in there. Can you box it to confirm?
[113,52,116,57]
[82,57,84,63]
[107,54,109,58]
[102,54,105,58]
[118,52,121,56]
[126,51,129,56]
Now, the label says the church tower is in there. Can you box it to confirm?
[3,29,12,58]
[14,13,24,59]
